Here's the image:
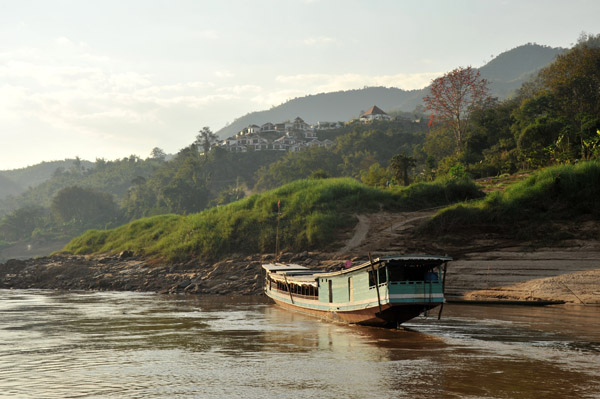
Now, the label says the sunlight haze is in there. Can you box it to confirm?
[1,0,598,169]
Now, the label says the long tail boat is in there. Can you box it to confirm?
[262,255,452,327]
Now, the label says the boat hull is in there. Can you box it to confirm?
[268,293,440,327]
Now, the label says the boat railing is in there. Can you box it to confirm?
[389,280,441,285]
[270,286,319,300]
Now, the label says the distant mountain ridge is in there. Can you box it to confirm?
[216,43,565,138]
[0,176,22,200]
[479,43,565,98]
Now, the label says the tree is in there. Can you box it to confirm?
[71,156,82,173]
[423,66,493,152]
[51,186,118,226]
[538,42,600,159]
[149,147,167,161]
[360,163,391,187]
[390,154,416,186]
[195,127,218,158]
[0,206,48,242]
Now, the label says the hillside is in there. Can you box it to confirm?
[3,165,599,304]
[0,159,93,200]
[421,161,600,239]
[216,87,425,139]
[479,43,564,98]
[216,43,564,139]
[59,177,483,261]
[0,176,22,200]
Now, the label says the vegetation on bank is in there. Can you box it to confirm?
[61,177,482,261]
[421,161,600,238]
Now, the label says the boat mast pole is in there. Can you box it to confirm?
[438,261,448,320]
[283,274,294,304]
[368,252,383,315]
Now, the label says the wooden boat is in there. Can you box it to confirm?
[262,255,452,327]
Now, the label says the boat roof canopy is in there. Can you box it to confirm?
[376,255,452,263]
[262,255,452,280]
[262,263,309,272]
[319,254,452,277]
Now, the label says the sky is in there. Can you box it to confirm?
[1,0,599,170]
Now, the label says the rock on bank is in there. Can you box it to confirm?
[0,251,345,295]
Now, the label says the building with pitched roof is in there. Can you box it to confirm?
[359,105,391,122]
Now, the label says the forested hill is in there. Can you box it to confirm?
[0,176,22,200]
[0,159,93,200]
[215,43,565,139]
[216,86,424,138]
[479,43,564,98]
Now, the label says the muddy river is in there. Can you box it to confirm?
[1,290,598,398]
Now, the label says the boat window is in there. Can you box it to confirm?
[378,267,387,284]
[388,264,430,282]
[368,270,376,287]
[369,267,387,287]
[388,266,405,282]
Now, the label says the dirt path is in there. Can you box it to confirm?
[337,211,440,256]
[337,215,370,254]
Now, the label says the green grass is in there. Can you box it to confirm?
[61,177,483,261]
[422,160,600,237]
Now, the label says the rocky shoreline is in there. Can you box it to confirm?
[2,246,599,306]
[0,251,348,296]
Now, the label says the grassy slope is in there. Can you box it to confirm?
[61,177,482,261]
[422,161,600,238]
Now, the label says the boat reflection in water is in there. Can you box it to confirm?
[263,255,451,327]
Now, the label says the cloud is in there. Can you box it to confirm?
[302,36,337,46]
[250,88,308,108]
[275,71,440,93]
[195,29,219,40]
[0,32,442,169]
[214,70,234,78]
[215,85,262,95]
[0,38,256,165]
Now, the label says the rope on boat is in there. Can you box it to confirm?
[368,252,383,315]
[283,274,294,304]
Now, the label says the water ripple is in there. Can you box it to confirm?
[1,290,599,398]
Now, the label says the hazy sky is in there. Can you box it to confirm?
[1,0,598,170]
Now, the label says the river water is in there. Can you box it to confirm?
[0,290,599,399]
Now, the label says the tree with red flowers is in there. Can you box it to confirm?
[423,66,492,152]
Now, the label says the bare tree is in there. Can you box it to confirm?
[424,66,492,152]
